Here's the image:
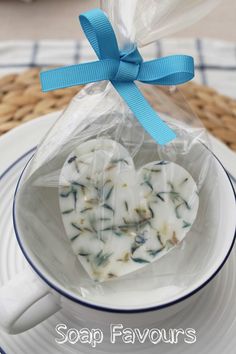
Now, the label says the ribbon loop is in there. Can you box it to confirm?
[40,8,195,145]
[79,9,120,61]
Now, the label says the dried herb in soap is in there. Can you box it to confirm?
[131,257,150,264]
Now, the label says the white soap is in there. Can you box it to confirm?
[59,139,199,282]
[135,160,199,263]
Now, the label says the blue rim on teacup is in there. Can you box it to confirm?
[12,148,236,314]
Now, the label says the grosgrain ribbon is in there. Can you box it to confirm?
[40,8,194,145]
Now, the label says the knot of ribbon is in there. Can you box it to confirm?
[114,48,142,82]
[40,8,194,145]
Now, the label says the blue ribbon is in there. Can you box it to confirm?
[40,9,194,145]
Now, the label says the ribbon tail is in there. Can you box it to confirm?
[40,59,118,92]
[112,81,176,145]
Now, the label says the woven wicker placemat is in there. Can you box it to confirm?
[0,68,235,151]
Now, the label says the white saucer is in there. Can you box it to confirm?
[0,113,236,354]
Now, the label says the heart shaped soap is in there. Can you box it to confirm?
[59,139,199,282]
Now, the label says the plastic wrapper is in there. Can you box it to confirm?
[15,0,221,307]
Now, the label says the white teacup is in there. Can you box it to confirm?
[0,142,235,335]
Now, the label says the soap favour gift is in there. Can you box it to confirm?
[2,0,235,340]
[17,0,217,296]
[59,139,199,282]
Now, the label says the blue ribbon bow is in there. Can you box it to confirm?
[40,8,194,145]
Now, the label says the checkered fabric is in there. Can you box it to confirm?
[0,38,236,98]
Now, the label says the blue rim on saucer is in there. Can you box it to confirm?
[11,148,236,314]
[0,347,7,354]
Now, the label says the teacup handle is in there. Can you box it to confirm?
[0,267,61,334]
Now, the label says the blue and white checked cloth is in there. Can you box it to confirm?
[0,38,236,178]
[0,38,236,98]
